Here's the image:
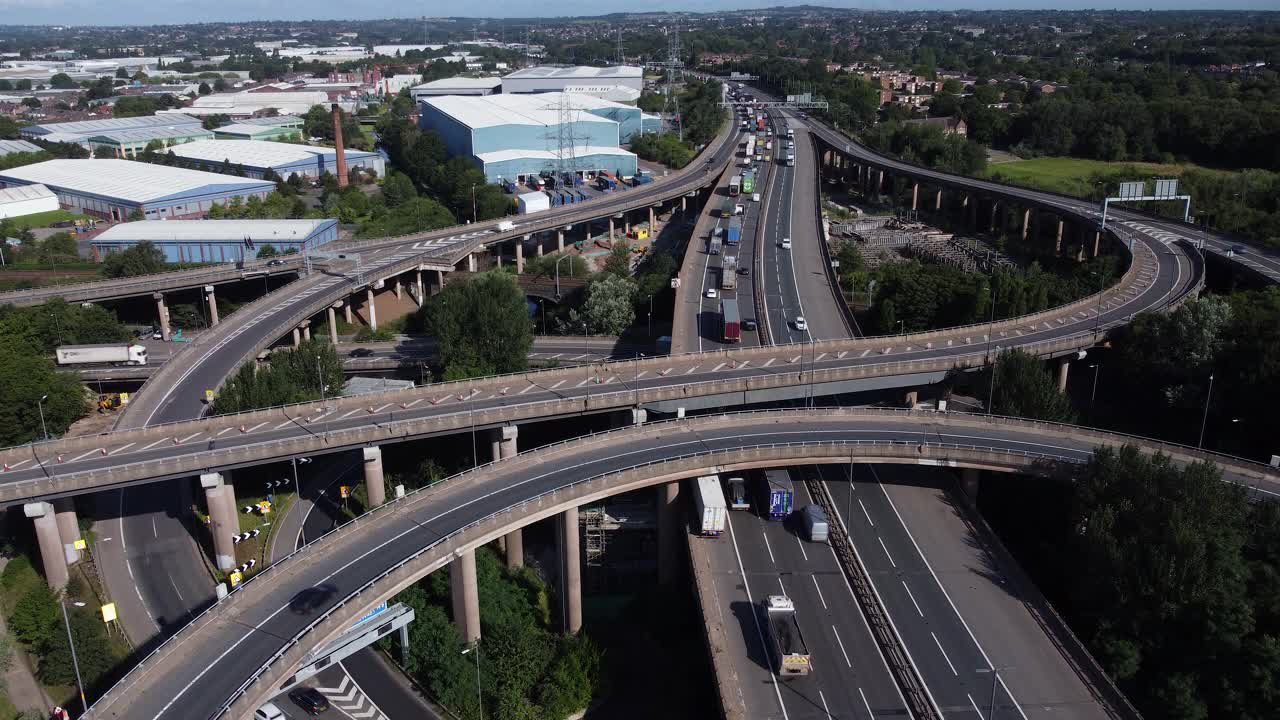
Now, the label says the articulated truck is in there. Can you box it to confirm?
[55,343,148,366]
[694,475,728,535]
[765,595,812,676]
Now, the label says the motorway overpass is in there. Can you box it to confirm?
[78,407,1278,720]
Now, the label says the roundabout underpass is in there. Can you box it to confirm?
[81,407,1278,720]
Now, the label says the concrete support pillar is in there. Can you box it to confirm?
[495,249,502,269]
[562,506,582,634]
[327,306,339,346]
[1057,358,1070,394]
[624,220,631,236]
[681,196,687,212]
[1021,208,1032,242]
[934,189,943,212]
[499,424,518,460]
[649,206,655,229]
[301,323,311,341]
[366,287,378,331]
[904,390,918,408]
[204,285,219,326]
[201,472,237,572]
[343,301,353,324]
[877,169,886,196]
[54,498,81,566]
[363,446,386,508]
[153,292,171,342]
[292,326,301,347]
[467,253,477,272]
[557,230,565,252]
[413,270,424,305]
[991,203,1001,233]
[450,549,481,645]
[911,182,919,211]
[392,276,402,300]
[536,239,544,257]
[25,503,68,590]
[1055,218,1065,254]
[434,270,445,295]
[515,239,525,274]
[608,217,615,242]
[1092,231,1101,258]
[657,482,679,585]
[961,468,981,502]
[504,528,524,569]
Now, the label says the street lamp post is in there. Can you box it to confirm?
[986,346,1000,415]
[61,599,88,714]
[1198,373,1215,449]
[461,645,483,719]
[976,666,1011,720]
[1088,363,1101,425]
[315,355,327,406]
[291,456,311,544]
[37,394,49,442]
[554,253,572,302]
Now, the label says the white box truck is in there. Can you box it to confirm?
[694,475,728,536]
[55,343,147,366]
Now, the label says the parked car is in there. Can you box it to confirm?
[288,687,330,716]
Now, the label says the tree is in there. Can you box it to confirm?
[198,81,212,95]
[102,241,165,278]
[0,116,19,139]
[418,271,531,378]
[982,348,1076,422]
[114,67,129,79]
[49,72,77,89]
[381,171,417,208]
[7,581,58,646]
[583,274,637,335]
[211,339,344,414]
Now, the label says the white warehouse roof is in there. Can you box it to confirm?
[0,183,56,204]
[167,139,377,169]
[0,139,43,156]
[504,65,642,81]
[21,114,201,139]
[0,159,273,203]
[413,77,502,92]
[94,219,333,242]
[424,91,633,130]
[474,145,635,164]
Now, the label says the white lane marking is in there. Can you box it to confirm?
[858,499,874,526]
[550,380,566,390]
[179,432,202,443]
[6,459,29,469]
[339,409,360,420]
[902,580,925,617]
[684,365,700,375]
[575,378,591,388]
[811,575,827,609]
[878,537,896,567]
[403,399,421,408]
[873,473,1030,718]
[727,513,791,719]
[819,690,832,720]
[140,438,168,451]
[712,362,726,372]
[246,421,268,433]
[761,527,776,565]
[969,693,986,720]
[860,688,875,718]
[794,534,808,561]
[636,371,648,380]
[109,442,137,456]
[217,428,235,437]
[518,385,536,395]
[831,624,852,667]
[374,404,391,412]
[762,358,775,368]
[68,448,100,463]
[273,420,293,431]
[932,631,958,675]
[860,348,870,357]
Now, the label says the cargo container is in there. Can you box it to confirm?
[632,174,653,186]
[757,469,795,520]
[765,595,812,676]
[694,476,727,536]
[720,254,737,290]
[56,343,147,366]
[517,191,550,215]
[709,234,722,256]
[726,216,742,245]
[544,190,562,207]
[721,297,741,343]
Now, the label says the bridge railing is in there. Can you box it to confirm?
[87,404,1276,718]
[0,257,305,306]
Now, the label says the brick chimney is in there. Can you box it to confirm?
[331,103,349,188]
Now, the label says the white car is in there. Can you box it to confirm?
[752,193,761,202]
[706,287,718,299]
[781,237,792,249]
[255,703,285,720]
[794,316,808,331]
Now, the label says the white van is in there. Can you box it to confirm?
[800,504,829,543]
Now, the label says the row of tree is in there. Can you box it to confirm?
[211,339,345,414]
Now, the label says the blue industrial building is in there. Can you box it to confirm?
[419,91,648,184]
[91,218,338,264]
[0,159,276,222]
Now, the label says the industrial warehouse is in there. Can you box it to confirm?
[418,90,658,184]
[500,65,644,94]
[165,139,386,180]
[19,113,204,145]
[0,159,276,221]
[91,218,338,263]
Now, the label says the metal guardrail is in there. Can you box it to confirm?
[0,258,305,306]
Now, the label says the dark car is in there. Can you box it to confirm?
[737,266,750,276]
[288,687,330,716]
[743,319,758,331]
[266,259,286,267]
[1231,245,1247,255]
[349,347,374,358]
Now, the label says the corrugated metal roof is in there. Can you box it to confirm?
[0,139,43,156]
[213,124,292,137]
[22,114,201,138]
[233,116,305,127]
[93,218,334,242]
[0,183,56,204]
[86,126,214,144]
[414,77,502,90]
[503,65,642,80]
[474,145,636,164]
[167,139,377,169]
[0,159,274,203]
[424,91,629,130]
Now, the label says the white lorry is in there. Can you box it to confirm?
[694,475,728,536]
[55,343,148,366]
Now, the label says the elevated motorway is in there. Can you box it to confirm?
[79,408,1278,720]
[113,123,742,430]
[0,256,306,306]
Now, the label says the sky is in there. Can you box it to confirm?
[0,0,1273,28]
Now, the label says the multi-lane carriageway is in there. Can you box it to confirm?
[77,408,1279,720]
